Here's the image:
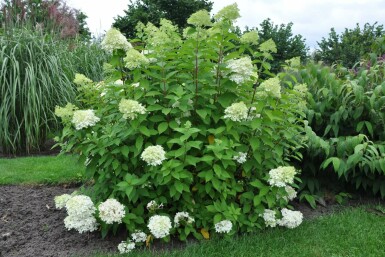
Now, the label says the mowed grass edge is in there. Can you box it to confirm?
[0,154,84,185]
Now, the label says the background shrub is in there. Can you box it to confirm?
[297,47,385,199]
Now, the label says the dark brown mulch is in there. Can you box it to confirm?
[0,185,124,257]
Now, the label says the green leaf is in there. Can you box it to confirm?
[196,109,208,120]
[134,135,143,149]
[121,145,130,156]
[250,179,264,188]
[139,126,151,137]
[158,122,168,134]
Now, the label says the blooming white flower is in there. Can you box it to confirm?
[187,10,212,27]
[174,212,194,227]
[131,82,140,88]
[225,57,254,84]
[64,215,98,233]
[224,102,248,122]
[262,209,277,228]
[114,79,124,85]
[259,39,277,53]
[71,110,100,130]
[214,220,232,233]
[294,83,308,97]
[146,200,163,211]
[147,215,172,238]
[277,208,303,229]
[54,103,77,122]
[54,194,72,210]
[98,199,126,224]
[117,241,135,254]
[131,230,147,243]
[65,195,96,217]
[73,73,92,86]
[258,77,281,99]
[101,28,132,52]
[124,48,150,70]
[240,31,259,45]
[214,3,240,21]
[63,195,98,233]
[118,99,147,120]
[233,152,247,164]
[268,166,297,187]
[141,145,166,166]
[284,186,297,201]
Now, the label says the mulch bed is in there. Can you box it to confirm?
[0,185,124,257]
[1,185,383,257]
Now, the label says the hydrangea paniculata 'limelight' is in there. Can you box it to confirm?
[233,152,247,164]
[225,57,254,84]
[131,230,147,243]
[64,215,98,233]
[258,77,281,99]
[259,39,277,53]
[262,209,277,227]
[187,10,212,27]
[73,73,92,86]
[65,195,96,217]
[147,215,172,238]
[98,199,126,224]
[54,103,77,122]
[123,48,150,70]
[101,28,132,52]
[284,186,298,201]
[294,83,308,97]
[174,212,195,227]
[118,99,146,120]
[64,195,97,233]
[285,56,301,68]
[224,102,248,122]
[268,166,297,187]
[240,31,259,45]
[117,241,135,254]
[71,110,100,130]
[141,145,166,166]
[54,194,72,209]
[214,220,232,233]
[277,208,303,228]
[214,3,240,21]
[146,200,163,211]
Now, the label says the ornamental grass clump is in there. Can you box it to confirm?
[55,4,307,251]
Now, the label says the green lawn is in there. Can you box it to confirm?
[94,207,385,257]
[0,154,84,185]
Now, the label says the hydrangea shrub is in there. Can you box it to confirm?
[55,4,307,247]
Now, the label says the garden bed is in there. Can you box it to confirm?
[0,185,124,257]
[2,184,381,257]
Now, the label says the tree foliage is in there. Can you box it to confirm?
[113,0,213,39]
[246,19,308,74]
[314,23,385,68]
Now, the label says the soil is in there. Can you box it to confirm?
[1,185,384,257]
[0,185,124,257]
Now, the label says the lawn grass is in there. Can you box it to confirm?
[93,207,385,257]
[0,154,84,185]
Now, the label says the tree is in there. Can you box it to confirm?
[246,19,309,74]
[113,0,213,39]
[314,23,385,68]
